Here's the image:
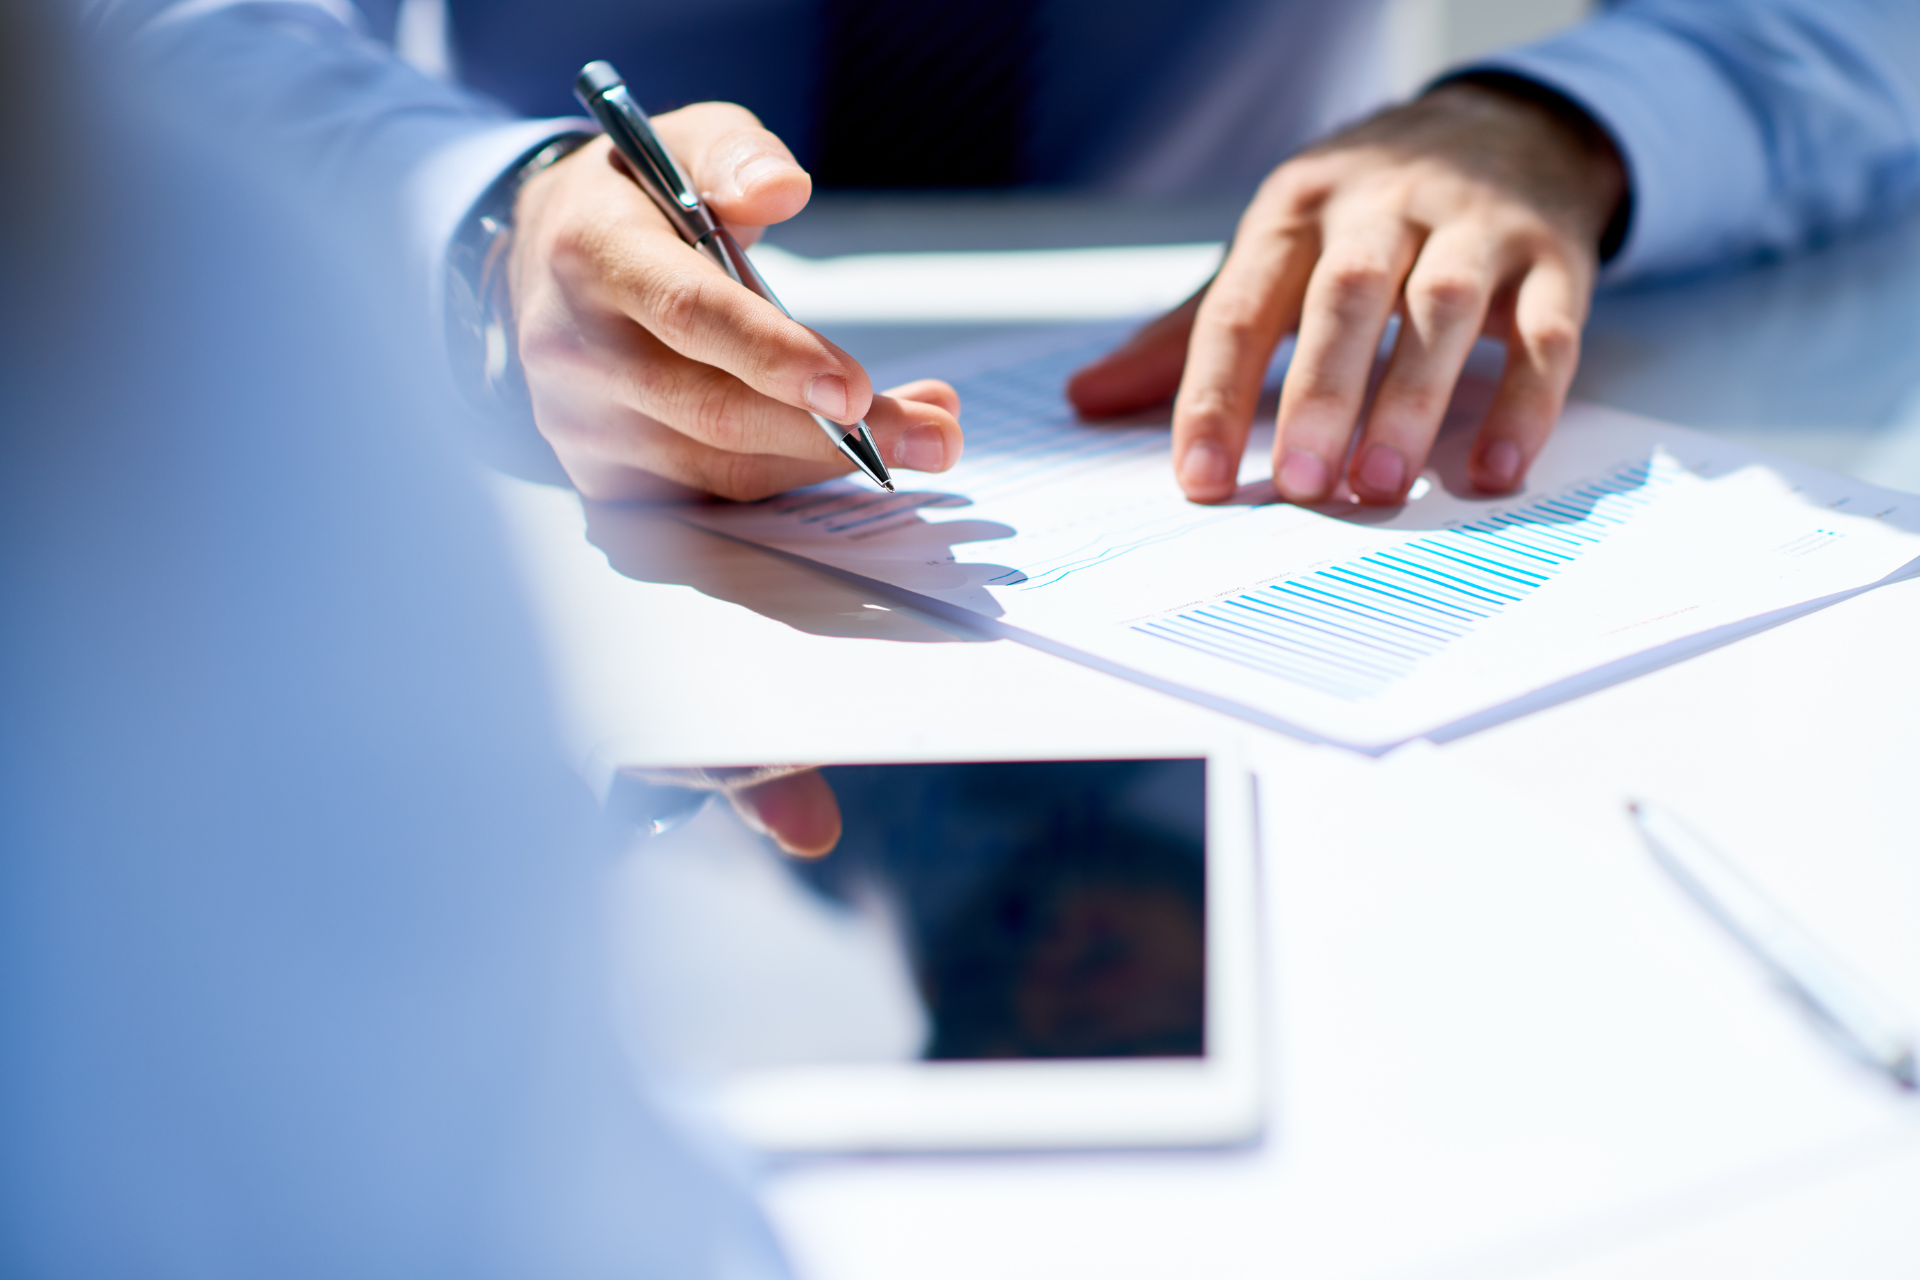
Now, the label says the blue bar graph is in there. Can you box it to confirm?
[1134,457,1678,701]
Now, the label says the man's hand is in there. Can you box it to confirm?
[616,765,842,857]
[510,104,963,501]
[1068,81,1626,505]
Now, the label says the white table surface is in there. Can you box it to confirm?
[491,199,1920,1279]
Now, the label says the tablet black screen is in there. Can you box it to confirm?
[789,758,1207,1061]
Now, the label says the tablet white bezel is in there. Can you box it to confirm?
[709,748,1263,1153]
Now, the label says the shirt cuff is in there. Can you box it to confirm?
[406,116,597,327]
[1455,14,1772,284]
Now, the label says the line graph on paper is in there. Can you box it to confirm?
[751,334,1272,578]
[929,336,1169,504]
[1133,456,1679,701]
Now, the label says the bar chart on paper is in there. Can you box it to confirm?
[1134,457,1677,702]
[682,326,1920,745]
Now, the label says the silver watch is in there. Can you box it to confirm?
[444,131,595,417]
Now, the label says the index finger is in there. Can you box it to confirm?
[1171,211,1317,502]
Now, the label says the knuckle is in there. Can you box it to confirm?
[527,398,575,449]
[1290,380,1355,417]
[742,341,809,401]
[1317,258,1394,318]
[643,273,710,349]
[1498,222,1556,259]
[1511,218,1582,257]
[1240,200,1326,258]
[677,372,750,452]
[1260,158,1335,212]
[1379,381,1449,424]
[515,322,572,371]
[542,216,594,266]
[1408,272,1485,326]
[1175,388,1240,431]
[1199,293,1272,345]
[1522,317,1581,366]
[538,224,607,297]
[1283,358,1362,412]
[608,347,669,414]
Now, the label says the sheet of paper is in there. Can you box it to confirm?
[680,325,1920,747]
[750,242,1223,323]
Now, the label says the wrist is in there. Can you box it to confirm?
[444,131,596,417]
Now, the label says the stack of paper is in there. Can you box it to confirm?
[682,326,1920,748]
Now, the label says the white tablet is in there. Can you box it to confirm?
[609,752,1262,1153]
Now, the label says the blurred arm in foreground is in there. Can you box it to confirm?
[0,9,784,1275]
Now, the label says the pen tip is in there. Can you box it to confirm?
[835,424,893,492]
[1893,1050,1918,1090]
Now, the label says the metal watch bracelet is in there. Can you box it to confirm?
[444,131,596,417]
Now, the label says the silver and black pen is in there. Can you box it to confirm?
[573,60,893,492]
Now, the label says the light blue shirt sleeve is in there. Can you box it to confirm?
[98,0,587,313]
[1462,0,1920,283]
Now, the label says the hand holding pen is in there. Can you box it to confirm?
[504,78,962,500]
[577,61,893,491]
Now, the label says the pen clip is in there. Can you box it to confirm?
[574,62,715,242]
[606,87,700,213]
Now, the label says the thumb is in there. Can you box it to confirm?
[652,101,812,234]
[1065,287,1207,419]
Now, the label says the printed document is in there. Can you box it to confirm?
[680,326,1920,746]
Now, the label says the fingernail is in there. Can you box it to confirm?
[894,425,947,472]
[1178,439,1232,493]
[1483,439,1523,489]
[1357,445,1406,497]
[805,374,849,422]
[732,153,794,197]
[1277,448,1329,500]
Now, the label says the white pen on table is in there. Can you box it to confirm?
[1629,798,1917,1091]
